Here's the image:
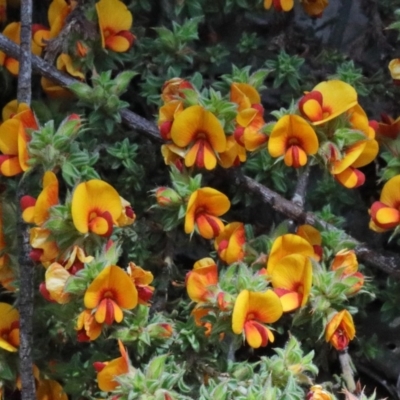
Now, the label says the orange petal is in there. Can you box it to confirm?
[334,167,365,189]
[381,175,400,208]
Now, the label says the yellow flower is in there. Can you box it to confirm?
[325,310,355,350]
[296,224,323,261]
[0,303,19,352]
[96,0,135,52]
[232,290,283,348]
[71,179,122,237]
[84,265,138,325]
[29,227,59,266]
[184,187,230,239]
[299,80,358,125]
[44,263,72,304]
[268,115,318,168]
[48,0,77,38]
[36,379,68,400]
[170,105,227,170]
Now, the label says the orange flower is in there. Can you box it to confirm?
[161,78,194,103]
[71,179,122,237]
[21,171,59,226]
[62,245,93,274]
[127,262,154,305]
[76,309,103,342]
[94,340,131,392]
[0,302,19,352]
[36,379,68,400]
[160,143,185,168]
[389,59,400,84]
[301,0,329,17]
[84,265,138,325]
[170,105,227,170]
[0,22,43,75]
[0,264,16,291]
[264,0,294,11]
[186,258,218,303]
[48,0,77,38]
[214,222,245,264]
[296,224,323,261]
[299,80,358,125]
[267,254,312,312]
[325,310,355,350]
[0,107,38,176]
[2,99,29,121]
[184,187,230,239]
[369,175,400,231]
[268,115,318,168]
[96,0,135,53]
[191,306,214,336]
[232,290,283,348]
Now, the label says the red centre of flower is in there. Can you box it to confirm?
[334,327,349,350]
[287,138,300,147]
[103,28,115,39]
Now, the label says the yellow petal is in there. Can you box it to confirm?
[232,290,249,334]
[381,175,400,207]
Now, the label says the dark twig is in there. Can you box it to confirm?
[17,1,36,399]
[291,164,311,209]
[0,33,400,278]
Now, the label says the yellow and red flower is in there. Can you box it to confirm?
[41,53,85,98]
[161,78,194,103]
[94,340,131,392]
[170,105,227,170]
[0,107,38,176]
[325,309,355,351]
[186,258,218,303]
[377,113,400,140]
[369,175,400,231]
[268,254,312,312]
[36,379,68,400]
[0,302,19,352]
[96,0,135,53]
[29,227,59,266]
[127,262,154,305]
[48,0,77,38]
[218,135,247,168]
[330,249,364,295]
[264,0,294,11]
[232,289,283,348]
[389,59,400,85]
[214,222,245,264]
[71,179,122,237]
[268,115,318,168]
[0,22,43,75]
[158,100,183,141]
[76,309,103,342]
[296,224,323,261]
[116,197,136,227]
[84,265,138,325]
[301,0,329,17]
[307,385,334,400]
[299,80,358,125]
[21,171,59,226]
[44,262,72,304]
[184,187,230,239]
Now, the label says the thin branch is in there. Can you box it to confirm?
[0,33,399,278]
[291,164,311,209]
[17,1,36,399]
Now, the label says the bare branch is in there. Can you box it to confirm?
[0,33,399,278]
[17,1,36,399]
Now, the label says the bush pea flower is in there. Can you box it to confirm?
[325,310,355,351]
[0,302,19,352]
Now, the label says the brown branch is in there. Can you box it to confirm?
[17,2,36,399]
[0,33,399,278]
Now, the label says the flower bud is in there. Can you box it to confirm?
[155,187,181,207]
